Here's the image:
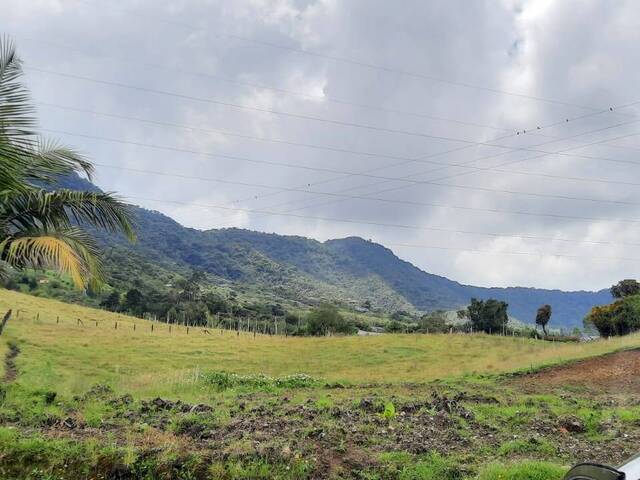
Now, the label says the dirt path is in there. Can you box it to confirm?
[511,348,640,394]
[3,343,19,383]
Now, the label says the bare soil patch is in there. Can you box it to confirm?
[512,349,640,394]
[3,343,19,383]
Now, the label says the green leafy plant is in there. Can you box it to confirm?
[382,401,396,420]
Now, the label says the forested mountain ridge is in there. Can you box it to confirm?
[54,174,612,328]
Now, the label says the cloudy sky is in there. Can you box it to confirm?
[4,0,640,291]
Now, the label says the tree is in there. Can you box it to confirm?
[123,288,144,316]
[610,279,640,299]
[584,299,640,337]
[0,38,134,289]
[419,310,448,333]
[177,270,205,302]
[100,291,121,312]
[464,298,509,334]
[535,304,552,335]
[306,304,354,336]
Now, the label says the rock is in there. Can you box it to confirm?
[559,417,585,433]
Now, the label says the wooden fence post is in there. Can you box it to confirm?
[0,310,12,336]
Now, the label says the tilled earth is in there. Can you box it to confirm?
[513,348,640,394]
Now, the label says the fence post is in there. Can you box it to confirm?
[0,310,12,336]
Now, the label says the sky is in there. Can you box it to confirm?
[4,0,640,291]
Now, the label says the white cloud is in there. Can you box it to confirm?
[5,0,640,290]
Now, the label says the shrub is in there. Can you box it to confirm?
[201,371,320,391]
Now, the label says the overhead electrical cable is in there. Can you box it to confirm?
[79,0,626,113]
[120,195,640,262]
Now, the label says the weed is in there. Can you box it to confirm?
[477,461,566,480]
[498,438,556,457]
[382,401,396,420]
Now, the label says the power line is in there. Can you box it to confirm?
[80,0,624,113]
[18,36,516,133]
[42,124,640,195]
[25,63,639,220]
[209,119,640,221]
[30,67,636,152]
[93,161,640,226]
[208,105,640,219]
[40,100,638,220]
[42,105,640,211]
[38,101,640,174]
[21,40,640,225]
[27,67,524,145]
[384,242,640,263]
[279,125,640,218]
[121,195,640,261]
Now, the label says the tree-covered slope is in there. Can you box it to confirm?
[55,174,612,328]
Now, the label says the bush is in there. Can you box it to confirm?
[201,371,321,391]
[584,296,640,337]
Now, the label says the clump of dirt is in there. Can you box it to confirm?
[3,343,19,383]
[511,349,640,394]
[428,392,474,419]
[139,397,210,414]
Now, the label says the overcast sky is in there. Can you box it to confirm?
[4,0,640,291]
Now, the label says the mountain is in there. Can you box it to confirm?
[55,174,612,328]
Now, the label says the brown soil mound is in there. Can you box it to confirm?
[512,349,640,394]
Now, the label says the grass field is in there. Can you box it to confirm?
[1,288,640,479]
[1,288,639,400]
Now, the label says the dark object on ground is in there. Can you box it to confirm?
[564,454,640,480]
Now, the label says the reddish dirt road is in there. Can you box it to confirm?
[513,348,640,394]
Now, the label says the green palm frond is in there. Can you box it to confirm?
[0,36,137,290]
[0,37,94,193]
[0,227,105,289]
[1,189,136,241]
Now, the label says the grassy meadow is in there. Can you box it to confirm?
[1,288,639,400]
[2,288,640,479]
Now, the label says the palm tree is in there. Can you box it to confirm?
[0,37,135,290]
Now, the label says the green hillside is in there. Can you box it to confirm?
[48,174,612,328]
